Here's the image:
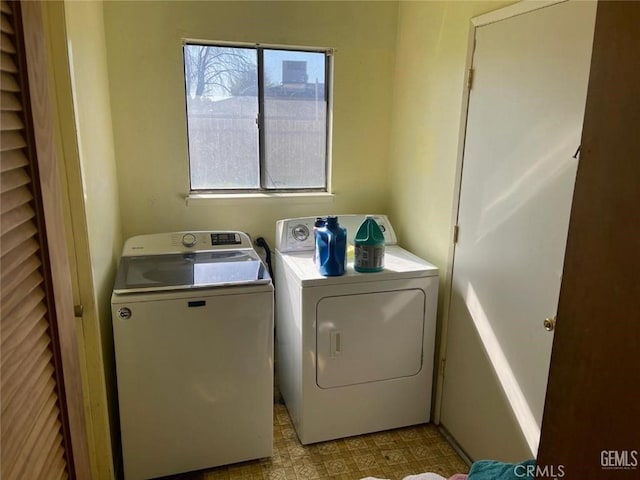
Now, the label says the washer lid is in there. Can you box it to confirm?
[113,250,270,294]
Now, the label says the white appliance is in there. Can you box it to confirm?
[111,231,273,480]
[275,215,439,444]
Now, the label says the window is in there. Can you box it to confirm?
[183,43,330,192]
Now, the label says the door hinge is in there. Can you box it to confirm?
[453,224,460,244]
[467,68,474,90]
[439,357,447,378]
[573,145,581,159]
[74,304,84,318]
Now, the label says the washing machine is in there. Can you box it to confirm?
[275,215,439,444]
[111,231,273,480]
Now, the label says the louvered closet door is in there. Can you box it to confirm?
[1,1,83,478]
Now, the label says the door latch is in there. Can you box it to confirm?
[543,316,556,331]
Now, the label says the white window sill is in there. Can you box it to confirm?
[185,191,335,206]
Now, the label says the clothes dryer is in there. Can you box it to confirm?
[275,215,438,444]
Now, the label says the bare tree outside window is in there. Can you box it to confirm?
[185,45,259,189]
[184,45,256,99]
[184,44,329,191]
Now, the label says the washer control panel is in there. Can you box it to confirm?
[121,231,252,256]
[211,232,242,245]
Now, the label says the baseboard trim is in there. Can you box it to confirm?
[438,424,473,467]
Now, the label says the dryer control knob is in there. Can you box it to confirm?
[182,233,197,247]
[292,224,310,242]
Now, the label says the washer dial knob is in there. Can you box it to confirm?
[181,233,197,247]
[292,224,310,242]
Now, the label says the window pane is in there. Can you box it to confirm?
[263,50,327,189]
[185,45,259,189]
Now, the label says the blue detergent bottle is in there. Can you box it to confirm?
[312,217,325,265]
[354,215,385,272]
[316,216,347,276]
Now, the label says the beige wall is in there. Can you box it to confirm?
[103,0,398,243]
[388,0,513,421]
[389,1,513,289]
[65,2,123,286]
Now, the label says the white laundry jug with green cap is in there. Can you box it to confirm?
[354,216,385,272]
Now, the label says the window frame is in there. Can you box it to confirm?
[182,40,333,194]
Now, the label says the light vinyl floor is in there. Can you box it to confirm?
[164,404,469,480]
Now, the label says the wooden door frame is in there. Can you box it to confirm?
[13,1,90,477]
[40,2,118,478]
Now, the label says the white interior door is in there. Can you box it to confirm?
[440,0,596,461]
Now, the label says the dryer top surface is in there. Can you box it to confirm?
[277,245,438,287]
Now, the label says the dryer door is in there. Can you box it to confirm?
[316,289,425,388]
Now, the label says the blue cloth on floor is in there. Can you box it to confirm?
[468,459,536,480]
